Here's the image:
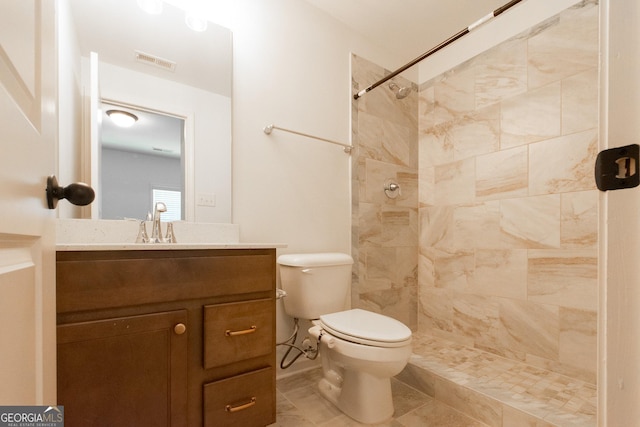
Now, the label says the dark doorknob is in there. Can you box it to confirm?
[46,175,95,209]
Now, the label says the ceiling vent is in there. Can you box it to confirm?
[134,50,176,72]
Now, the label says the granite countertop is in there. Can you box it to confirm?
[56,242,286,251]
[55,219,286,251]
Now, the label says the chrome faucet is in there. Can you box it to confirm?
[151,202,167,243]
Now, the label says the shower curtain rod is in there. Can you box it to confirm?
[353,0,525,100]
[263,124,354,154]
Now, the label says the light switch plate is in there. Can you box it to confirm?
[197,193,216,207]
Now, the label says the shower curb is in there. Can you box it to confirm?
[396,336,596,427]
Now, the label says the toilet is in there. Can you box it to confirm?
[277,253,412,424]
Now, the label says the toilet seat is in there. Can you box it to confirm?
[319,309,411,348]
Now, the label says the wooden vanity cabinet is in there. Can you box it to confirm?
[57,310,188,426]
[56,248,276,427]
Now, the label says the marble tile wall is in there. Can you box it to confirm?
[351,54,419,330]
[417,1,599,384]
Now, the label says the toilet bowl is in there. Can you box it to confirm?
[308,309,412,424]
[277,253,413,424]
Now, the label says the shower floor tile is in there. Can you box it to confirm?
[407,334,597,427]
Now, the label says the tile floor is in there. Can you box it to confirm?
[270,367,488,427]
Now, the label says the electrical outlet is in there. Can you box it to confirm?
[197,193,216,207]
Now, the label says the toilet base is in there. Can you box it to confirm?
[318,369,394,424]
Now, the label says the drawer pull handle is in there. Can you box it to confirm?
[174,323,187,335]
[225,397,256,413]
[225,325,257,337]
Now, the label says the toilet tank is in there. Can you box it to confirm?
[277,253,353,320]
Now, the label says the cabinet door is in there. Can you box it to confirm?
[57,310,188,427]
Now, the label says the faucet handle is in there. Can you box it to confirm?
[136,221,150,243]
[165,222,177,243]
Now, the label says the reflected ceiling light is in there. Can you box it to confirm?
[106,110,138,128]
[185,11,208,32]
[137,0,163,15]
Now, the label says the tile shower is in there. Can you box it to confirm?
[351,0,598,425]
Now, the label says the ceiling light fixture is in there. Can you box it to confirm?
[106,110,139,128]
[185,11,208,32]
[137,0,163,15]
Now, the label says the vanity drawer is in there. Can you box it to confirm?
[204,299,273,369]
[57,249,275,313]
[203,367,274,427]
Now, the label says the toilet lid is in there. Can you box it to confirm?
[319,309,412,348]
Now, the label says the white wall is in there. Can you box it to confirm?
[226,0,404,251]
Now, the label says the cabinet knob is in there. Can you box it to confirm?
[174,323,187,335]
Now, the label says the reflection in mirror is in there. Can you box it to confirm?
[100,102,184,221]
[67,0,233,222]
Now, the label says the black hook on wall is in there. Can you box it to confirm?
[46,175,95,209]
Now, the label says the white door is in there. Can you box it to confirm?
[0,0,58,404]
[599,0,640,423]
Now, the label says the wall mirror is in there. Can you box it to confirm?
[68,0,233,222]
